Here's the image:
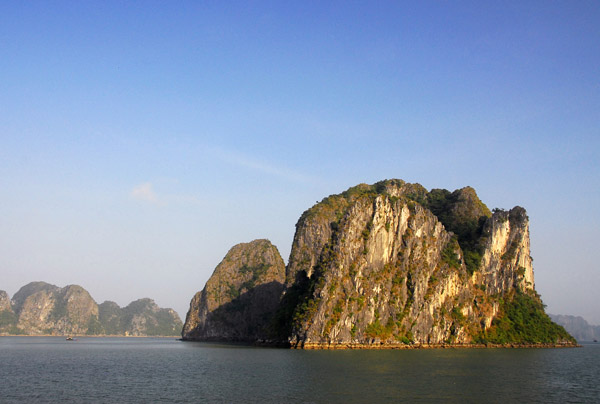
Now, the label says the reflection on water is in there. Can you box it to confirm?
[0,337,598,403]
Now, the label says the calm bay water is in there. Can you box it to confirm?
[0,337,598,403]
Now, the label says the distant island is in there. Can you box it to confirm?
[182,179,576,348]
[550,314,600,342]
[0,282,182,336]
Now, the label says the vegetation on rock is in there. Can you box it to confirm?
[475,291,575,344]
[426,188,491,275]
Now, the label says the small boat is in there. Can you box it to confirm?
[66,337,76,341]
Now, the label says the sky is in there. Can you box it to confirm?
[1,1,599,324]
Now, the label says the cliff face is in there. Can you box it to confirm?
[11,281,59,315]
[0,282,182,336]
[13,282,99,335]
[476,207,534,297]
[182,239,286,341]
[282,180,565,347]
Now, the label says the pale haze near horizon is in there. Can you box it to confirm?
[1,2,599,325]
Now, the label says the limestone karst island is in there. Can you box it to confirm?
[0,282,182,336]
[182,179,575,348]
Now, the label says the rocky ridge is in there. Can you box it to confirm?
[182,179,574,348]
[0,282,182,336]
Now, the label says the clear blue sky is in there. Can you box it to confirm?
[1,1,599,323]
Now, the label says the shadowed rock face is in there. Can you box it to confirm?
[182,239,286,341]
[0,282,182,336]
[98,301,124,334]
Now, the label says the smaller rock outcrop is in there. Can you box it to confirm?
[97,298,183,336]
[121,298,182,336]
[182,239,286,341]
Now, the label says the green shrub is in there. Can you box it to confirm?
[0,309,17,326]
[86,315,104,335]
[365,318,392,340]
[426,189,489,274]
[442,240,461,269]
[451,306,465,324]
[501,240,519,261]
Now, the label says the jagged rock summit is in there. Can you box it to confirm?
[182,179,575,348]
[182,239,286,341]
[0,281,182,336]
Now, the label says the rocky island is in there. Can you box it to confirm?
[0,282,182,336]
[182,179,575,348]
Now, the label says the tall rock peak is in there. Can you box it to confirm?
[11,281,60,314]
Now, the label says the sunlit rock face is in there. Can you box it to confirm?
[283,180,540,347]
[477,207,534,294]
[12,282,99,335]
[182,239,286,341]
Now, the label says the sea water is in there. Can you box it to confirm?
[0,337,598,403]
